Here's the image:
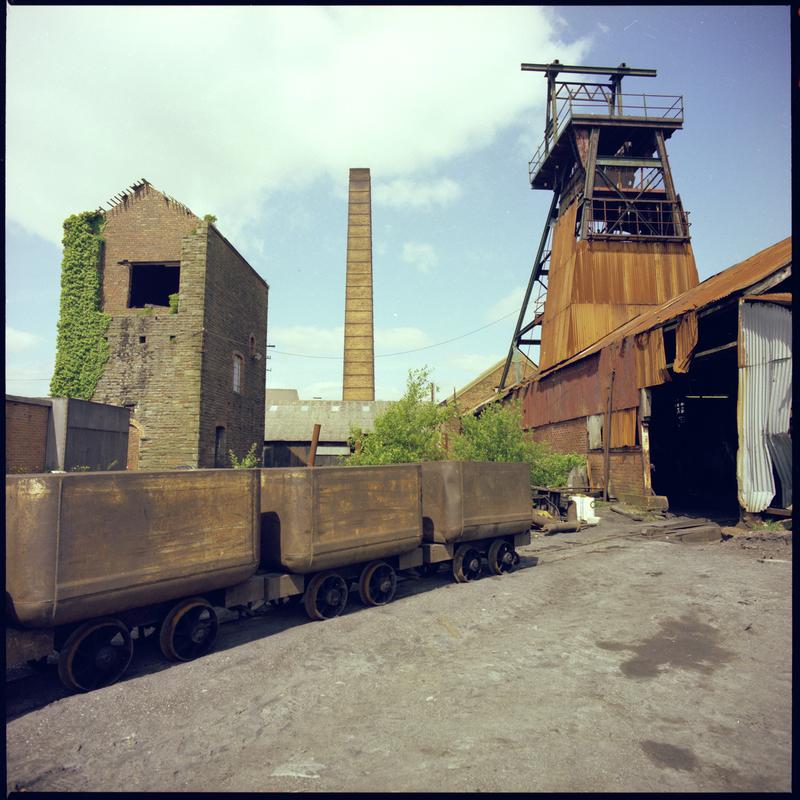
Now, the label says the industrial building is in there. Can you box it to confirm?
[263,389,392,467]
[496,62,792,517]
[82,179,269,469]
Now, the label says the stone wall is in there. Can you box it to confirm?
[197,224,268,468]
[93,222,207,469]
[5,398,49,473]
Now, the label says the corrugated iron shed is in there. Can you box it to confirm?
[522,236,791,385]
[264,400,394,443]
[737,299,793,512]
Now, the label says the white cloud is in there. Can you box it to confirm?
[373,177,462,209]
[402,242,439,274]
[5,326,42,354]
[375,327,431,353]
[485,286,526,321]
[6,6,588,244]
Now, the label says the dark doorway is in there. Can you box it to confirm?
[214,426,226,468]
[648,347,740,521]
[129,263,180,308]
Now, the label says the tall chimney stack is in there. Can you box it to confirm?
[342,168,375,401]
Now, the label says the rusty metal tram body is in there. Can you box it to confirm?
[6,462,533,692]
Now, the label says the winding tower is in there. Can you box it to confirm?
[500,61,698,387]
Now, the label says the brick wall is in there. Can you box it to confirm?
[587,452,646,497]
[101,183,200,314]
[530,417,588,454]
[531,416,646,496]
[449,357,536,412]
[6,399,49,473]
[197,224,268,468]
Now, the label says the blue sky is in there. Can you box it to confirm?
[5,6,791,401]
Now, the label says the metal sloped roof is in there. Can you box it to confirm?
[264,400,394,443]
[536,236,792,380]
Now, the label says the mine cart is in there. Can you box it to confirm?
[254,464,424,620]
[419,461,532,581]
[6,469,260,691]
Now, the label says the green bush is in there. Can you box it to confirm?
[347,367,454,465]
[229,442,261,469]
[168,293,179,314]
[451,399,584,487]
[345,367,583,488]
[50,211,111,399]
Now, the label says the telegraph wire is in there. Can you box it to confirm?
[5,307,524,379]
[273,308,521,360]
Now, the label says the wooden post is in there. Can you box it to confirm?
[603,369,616,501]
[309,423,321,467]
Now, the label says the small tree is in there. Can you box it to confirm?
[347,367,455,465]
[450,399,584,487]
[229,442,261,468]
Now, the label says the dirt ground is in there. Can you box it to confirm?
[5,510,792,793]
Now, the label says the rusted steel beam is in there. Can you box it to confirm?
[499,191,559,390]
[308,423,321,466]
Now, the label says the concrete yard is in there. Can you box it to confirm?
[6,511,792,793]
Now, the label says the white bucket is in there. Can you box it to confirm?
[570,494,600,525]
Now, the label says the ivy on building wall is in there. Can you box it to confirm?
[49,211,112,400]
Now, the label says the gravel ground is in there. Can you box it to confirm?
[6,511,792,793]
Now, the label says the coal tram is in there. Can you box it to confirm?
[6,461,533,692]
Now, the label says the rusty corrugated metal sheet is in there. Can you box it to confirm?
[538,236,792,378]
[634,328,669,388]
[523,352,602,428]
[539,232,698,370]
[598,337,639,410]
[610,408,638,448]
[673,310,698,373]
[522,339,640,429]
[737,299,793,512]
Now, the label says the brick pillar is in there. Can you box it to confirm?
[342,168,375,401]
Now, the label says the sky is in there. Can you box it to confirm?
[5,5,791,401]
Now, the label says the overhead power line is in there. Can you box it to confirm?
[274,308,519,360]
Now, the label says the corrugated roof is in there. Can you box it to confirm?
[264,400,394,442]
[537,236,792,379]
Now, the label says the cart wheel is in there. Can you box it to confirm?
[159,597,219,662]
[304,572,349,620]
[358,561,397,606]
[57,617,133,692]
[453,544,482,583]
[487,539,516,575]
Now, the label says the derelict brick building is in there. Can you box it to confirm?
[91,179,269,469]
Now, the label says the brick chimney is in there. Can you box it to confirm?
[342,168,375,401]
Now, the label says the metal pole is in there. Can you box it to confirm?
[603,369,616,501]
[499,191,559,391]
[309,423,321,466]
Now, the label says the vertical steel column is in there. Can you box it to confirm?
[654,130,684,236]
[579,127,600,240]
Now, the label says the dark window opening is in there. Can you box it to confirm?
[128,262,180,308]
[139,336,146,344]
